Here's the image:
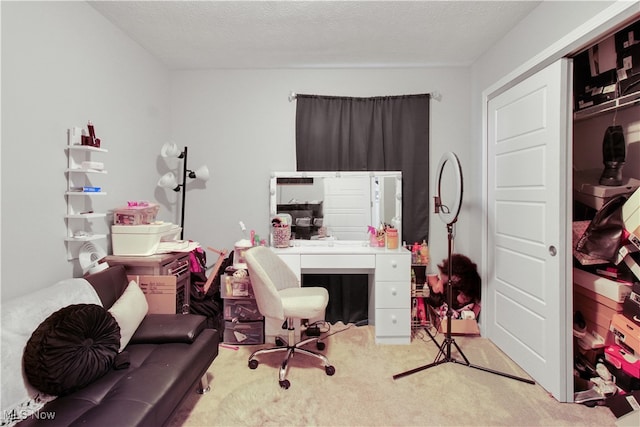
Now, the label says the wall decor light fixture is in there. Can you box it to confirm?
[157,143,209,239]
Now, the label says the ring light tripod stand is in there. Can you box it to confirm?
[393,152,534,384]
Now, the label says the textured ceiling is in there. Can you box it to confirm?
[89,1,541,70]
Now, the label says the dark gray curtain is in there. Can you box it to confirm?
[295,93,430,245]
[295,94,430,324]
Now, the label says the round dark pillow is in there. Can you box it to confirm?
[23,303,121,396]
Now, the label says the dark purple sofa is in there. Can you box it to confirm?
[19,265,219,427]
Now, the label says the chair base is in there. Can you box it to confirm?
[248,318,335,389]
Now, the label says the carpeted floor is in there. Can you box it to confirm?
[168,323,618,426]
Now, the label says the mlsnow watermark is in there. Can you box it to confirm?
[2,409,57,421]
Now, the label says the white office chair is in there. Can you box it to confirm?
[244,246,335,389]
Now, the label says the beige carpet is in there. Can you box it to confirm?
[168,324,618,427]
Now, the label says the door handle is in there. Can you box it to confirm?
[548,246,557,256]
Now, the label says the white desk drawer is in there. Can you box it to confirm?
[301,254,375,270]
[375,254,410,281]
[375,308,410,337]
[375,281,410,309]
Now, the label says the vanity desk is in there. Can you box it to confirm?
[268,171,409,344]
[272,242,411,345]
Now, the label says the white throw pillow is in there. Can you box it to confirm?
[108,280,149,352]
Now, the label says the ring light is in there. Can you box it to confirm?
[434,151,463,226]
[394,150,534,385]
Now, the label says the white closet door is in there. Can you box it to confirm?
[486,59,573,402]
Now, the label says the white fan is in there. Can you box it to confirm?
[79,242,108,275]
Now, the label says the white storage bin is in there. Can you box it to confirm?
[111,222,181,256]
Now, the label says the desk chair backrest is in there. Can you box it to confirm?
[244,246,300,321]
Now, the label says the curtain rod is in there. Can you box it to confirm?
[288,91,442,102]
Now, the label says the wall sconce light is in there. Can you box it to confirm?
[157,143,209,239]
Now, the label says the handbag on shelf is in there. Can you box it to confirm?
[575,194,628,262]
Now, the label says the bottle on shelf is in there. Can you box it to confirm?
[420,240,429,265]
[412,242,420,264]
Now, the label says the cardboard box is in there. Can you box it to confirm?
[573,267,632,303]
[438,318,480,336]
[609,313,640,355]
[576,329,606,351]
[574,283,624,312]
[574,289,620,340]
[623,292,640,327]
[573,169,640,211]
[128,274,178,314]
[616,243,639,265]
[605,344,640,378]
[623,188,640,250]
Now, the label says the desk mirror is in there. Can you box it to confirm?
[269,171,402,242]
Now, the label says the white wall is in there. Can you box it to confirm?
[170,67,471,269]
[1,2,171,300]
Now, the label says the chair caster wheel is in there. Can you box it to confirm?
[325,365,336,376]
[317,341,325,351]
[248,359,259,369]
[275,337,285,347]
[279,379,290,389]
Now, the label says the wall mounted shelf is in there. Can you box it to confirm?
[65,129,109,260]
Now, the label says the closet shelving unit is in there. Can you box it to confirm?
[570,18,640,374]
[574,90,640,121]
[65,133,108,260]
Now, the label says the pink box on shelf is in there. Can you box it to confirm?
[605,345,640,378]
[113,203,159,225]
